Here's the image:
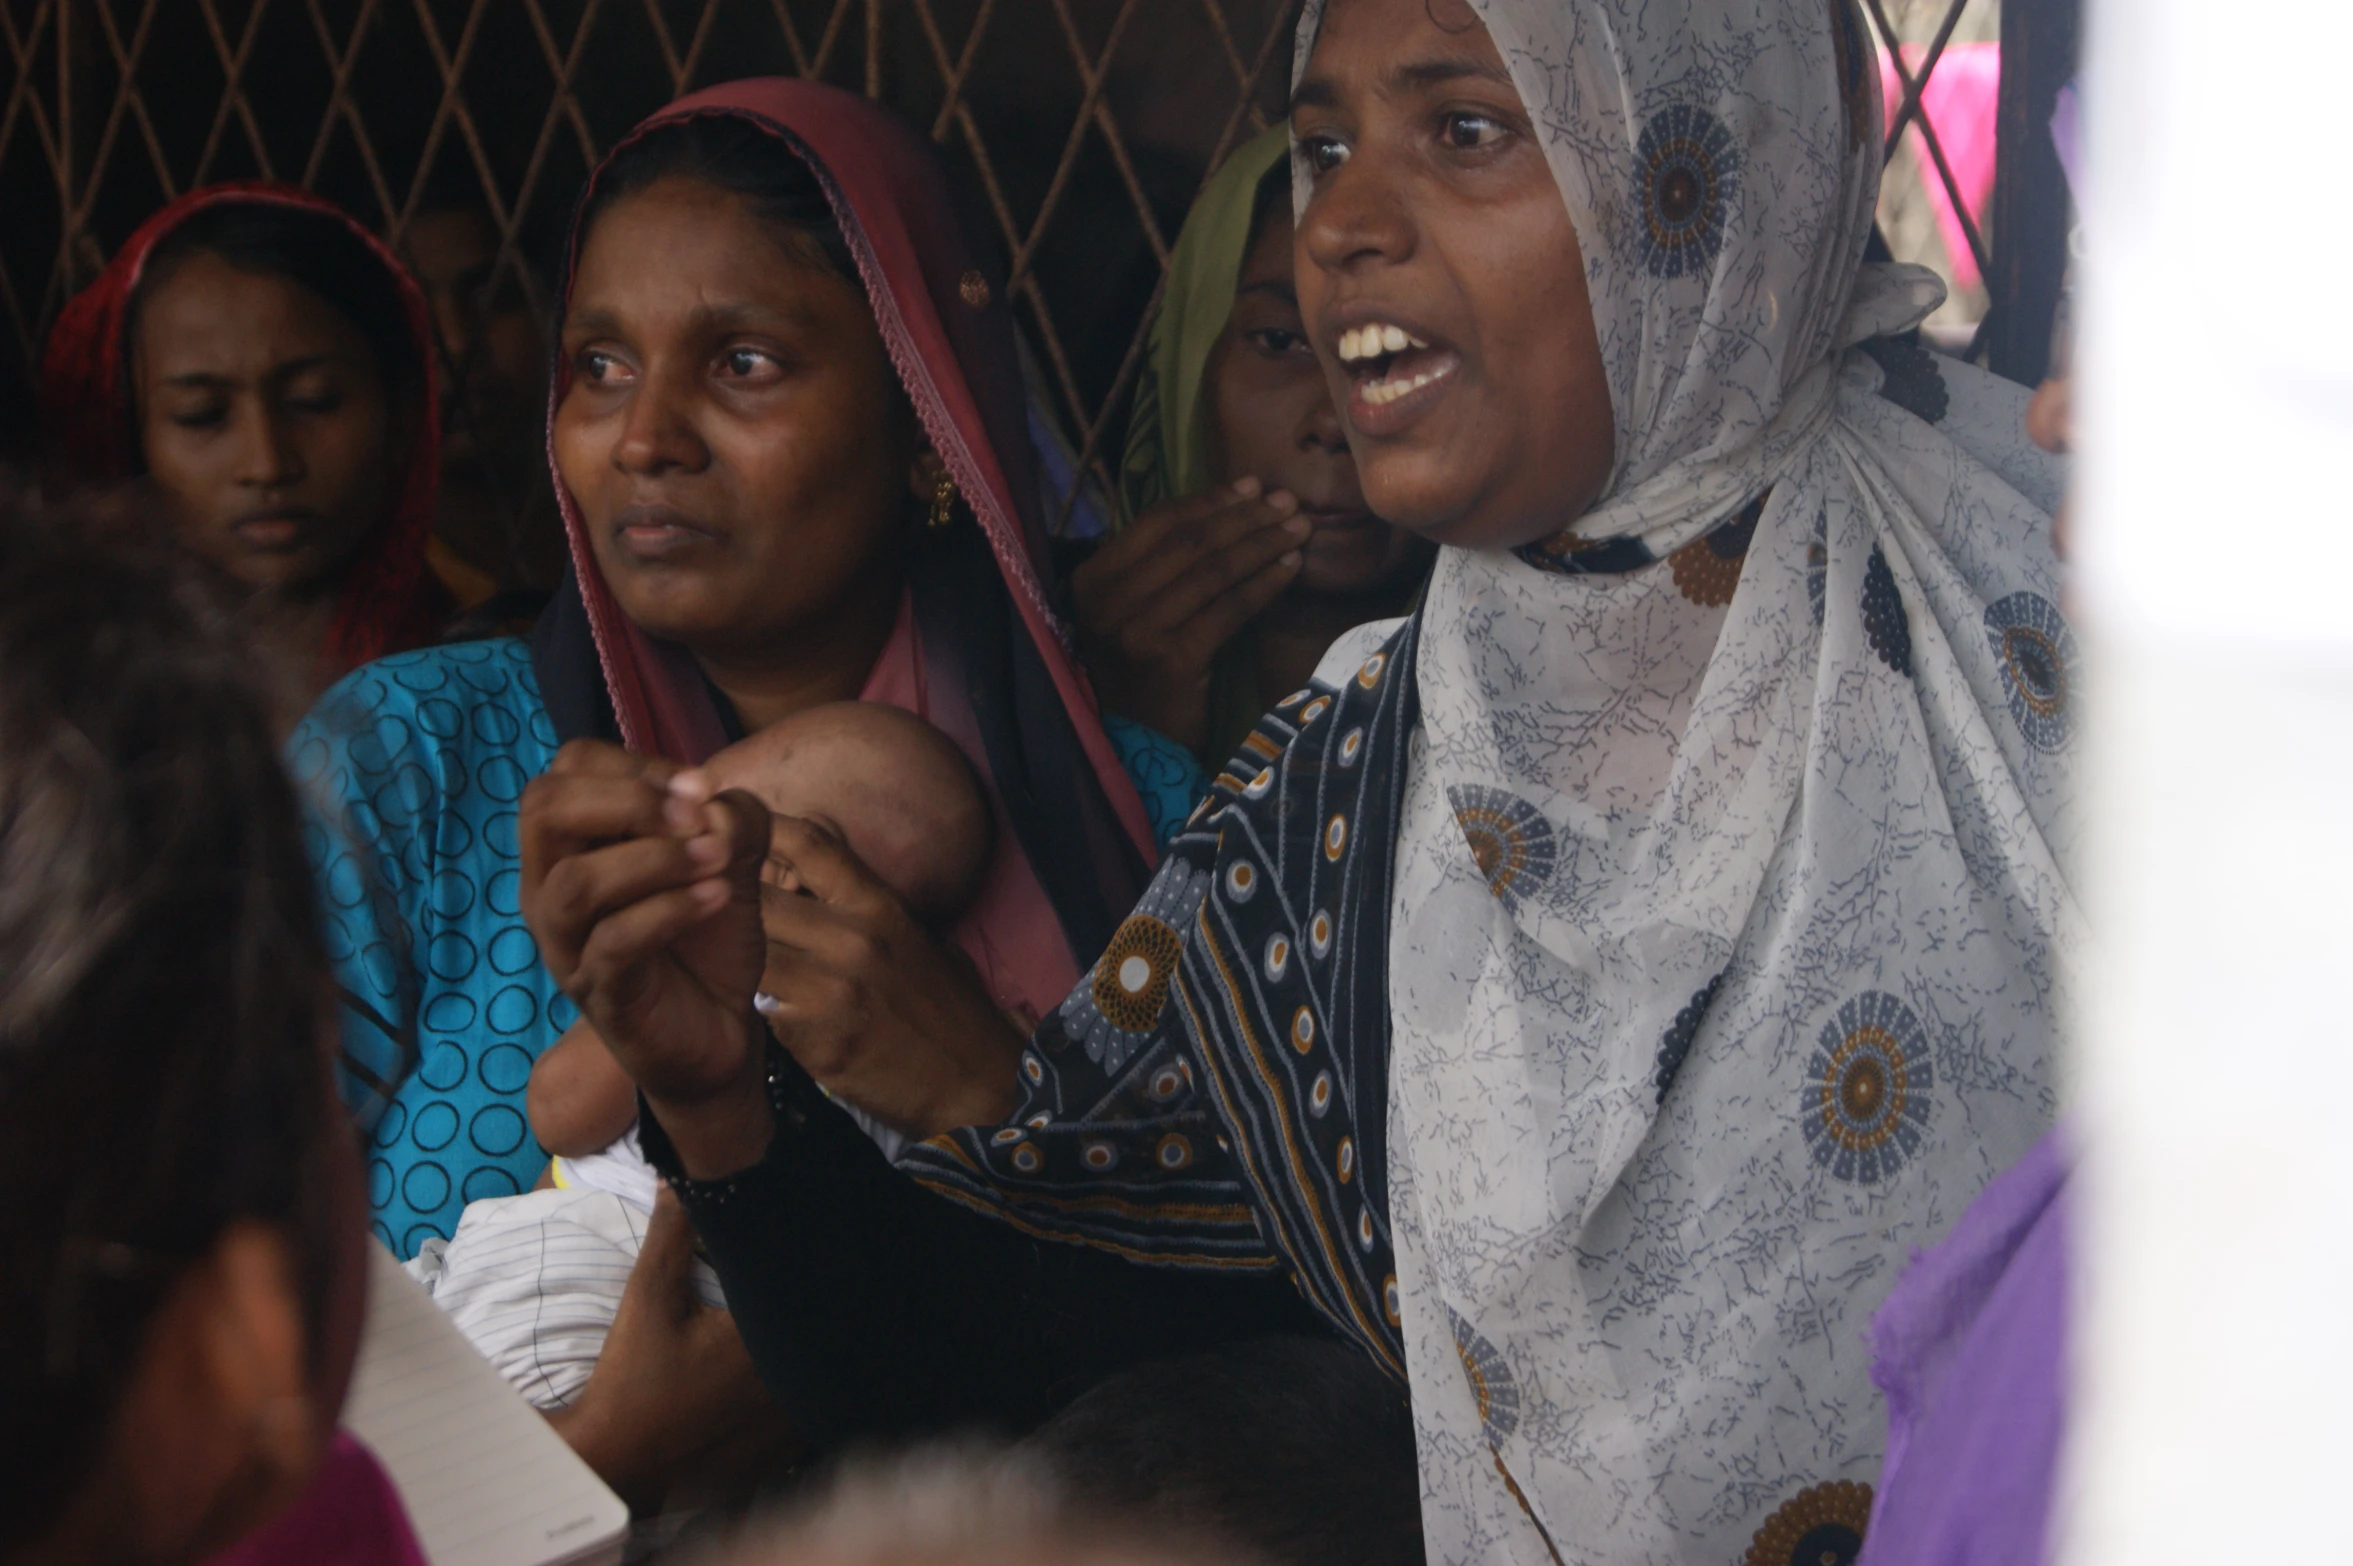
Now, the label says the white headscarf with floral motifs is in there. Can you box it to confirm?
[1292,0,2082,1560]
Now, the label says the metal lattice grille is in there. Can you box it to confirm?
[1866,0,2001,340]
[0,0,2075,464]
[0,0,1296,478]
[1863,0,2079,382]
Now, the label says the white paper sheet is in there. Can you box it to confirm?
[341,1242,628,1566]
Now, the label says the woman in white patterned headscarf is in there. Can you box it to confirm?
[1282,0,2076,1558]
[521,1,2076,1560]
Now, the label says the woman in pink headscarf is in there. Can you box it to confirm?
[289,79,1202,1500]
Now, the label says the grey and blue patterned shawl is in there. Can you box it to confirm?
[903,618,1422,1377]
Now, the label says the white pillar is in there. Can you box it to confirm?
[2067,0,2353,1559]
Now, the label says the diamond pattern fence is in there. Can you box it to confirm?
[1861,0,2079,380]
[1872,0,2003,334]
[0,0,1298,488]
[0,0,2074,480]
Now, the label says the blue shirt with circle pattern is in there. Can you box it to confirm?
[290,636,1206,1258]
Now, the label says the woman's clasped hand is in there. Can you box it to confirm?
[753,811,1031,1138]
[541,1189,791,1513]
[517,738,1028,1182]
[518,745,774,1179]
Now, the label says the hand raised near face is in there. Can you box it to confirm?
[518,740,774,1178]
[753,815,1028,1139]
[1072,478,1309,752]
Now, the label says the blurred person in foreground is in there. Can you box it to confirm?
[675,1335,1423,1566]
[1021,1336,1424,1566]
[678,1445,1248,1566]
[0,481,419,1566]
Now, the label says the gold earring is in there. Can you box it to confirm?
[927,468,958,530]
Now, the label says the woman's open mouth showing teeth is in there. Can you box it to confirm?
[1338,322,1425,361]
[1335,320,1461,425]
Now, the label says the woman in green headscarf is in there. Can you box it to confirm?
[1073,125,1431,763]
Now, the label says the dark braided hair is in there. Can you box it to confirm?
[0,479,346,1537]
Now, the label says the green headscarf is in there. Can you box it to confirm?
[1115,124,1292,764]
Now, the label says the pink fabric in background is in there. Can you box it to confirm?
[204,1432,427,1566]
[1881,43,2001,290]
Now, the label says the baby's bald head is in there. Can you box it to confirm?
[703,702,995,927]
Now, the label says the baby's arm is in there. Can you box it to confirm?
[527,1019,643,1158]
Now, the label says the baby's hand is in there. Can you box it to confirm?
[527,1017,644,1157]
[761,851,805,897]
[761,811,848,898]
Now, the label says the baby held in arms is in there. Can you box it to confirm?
[409,702,996,1410]
[537,700,998,1188]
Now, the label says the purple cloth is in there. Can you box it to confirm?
[2050,84,2082,202]
[204,1430,427,1566]
[1858,1128,2071,1566]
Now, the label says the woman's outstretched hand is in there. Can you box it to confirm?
[519,739,773,1180]
[1073,478,1309,752]
[755,815,1027,1138]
